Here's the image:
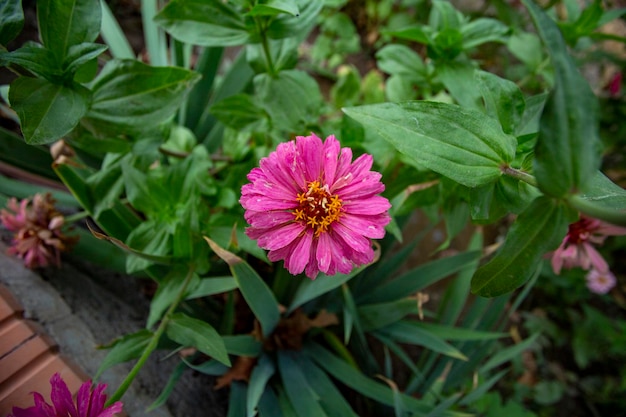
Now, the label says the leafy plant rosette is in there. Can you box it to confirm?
[1,0,625,416]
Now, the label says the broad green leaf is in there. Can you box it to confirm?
[209,94,267,130]
[379,321,468,361]
[523,0,600,197]
[266,0,322,41]
[84,59,200,135]
[63,42,108,75]
[376,44,426,78]
[436,61,481,109]
[154,0,250,47]
[507,31,543,71]
[568,171,626,226]
[248,0,299,17]
[9,77,90,144]
[343,101,517,188]
[166,313,230,366]
[359,250,481,304]
[186,276,237,299]
[461,18,509,49]
[0,0,24,46]
[0,46,60,80]
[121,161,170,216]
[37,0,101,62]
[247,355,276,417]
[471,196,576,297]
[288,267,362,313]
[385,26,430,44]
[254,70,322,132]
[476,70,525,135]
[278,351,329,417]
[95,329,153,379]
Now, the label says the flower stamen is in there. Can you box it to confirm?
[293,181,343,236]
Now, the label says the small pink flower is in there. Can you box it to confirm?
[8,373,123,417]
[1,194,78,268]
[549,215,626,275]
[240,134,391,279]
[585,269,617,295]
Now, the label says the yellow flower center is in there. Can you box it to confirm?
[293,181,342,236]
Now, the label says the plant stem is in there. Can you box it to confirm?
[501,166,538,188]
[256,17,276,76]
[64,210,91,224]
[105,266,196,405]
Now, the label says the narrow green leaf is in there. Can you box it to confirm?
[378,321,468,361]
[288,267,362,313]
[222,335,262,357]
[154,0,250,47]
[166,313,230,366]
[278,351,329,417]
[471,196,576,297]
[84,59,200,135]
[232,262,281,338]
[9,77,90,144]
[359,250,481,304]
[186,276,237,299]
[343,102,517,188]
[100,1,135,59]
[459,369,508,405]
[37,0,101,61]
[141,0,167,67]
[148,271,199,328]
[358,299,418,331]
[523,0,601,197]
[415,323,507,341]
[228,381,248,417]
[480,333,539,374]
[0,127,56,179]
[0,0,24,45]
[95,330,153,379]
[148,361,186,410]
[247,355,276,417]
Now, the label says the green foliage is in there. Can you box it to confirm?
[2,0,625,415]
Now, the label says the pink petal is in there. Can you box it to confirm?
[331,222,371,256]
[334,172,385,199]
[240,193,298,211]
[244,210,295,229]
[339,213,389,239]
[582,243,609,273]
[343,195,391,215]
[285,228,313,275]
[297,134,324,181]
[305,238,320,279]
[256,222,305,250]
[332,147,354,186]
[50,373,78,417]
[322,135,340,187]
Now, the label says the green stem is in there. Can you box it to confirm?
[501,166,538,188]
[105,266,196,405]
[64,210,91,224]
[256,17,276,76]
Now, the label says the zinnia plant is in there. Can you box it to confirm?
[240,134,391,279]
[8,373,123,417]
[0,194,77,269]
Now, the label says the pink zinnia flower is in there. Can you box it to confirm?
[585,269,617,295]
[549,215,626,275]
[240,134,391,279]
[1,193,78,268]
[8,373,123,417]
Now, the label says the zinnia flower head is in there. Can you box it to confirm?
[549,215,626,275]
[240,134,391,279]
[8,373,123,417]
[0,193,77,268]
[585,269,617,295]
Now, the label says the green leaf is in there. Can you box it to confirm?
[148,271,200,328]
[343,101,517,188]
[166,313,230,366]
[0,0,24,46]
[0,46,60,80]
[523,0,601,197]
[222,335,262,357]
[568,171,626,226]
[154,0,250,47]
[248,0,299,17]
[148,361,186,410]
[95,330,153,379]
[476,70,525,135]
[9,77,90,144]
[266,0,322,41]
[288,267,362,313]
[378,321,468,361]
[0,127,56,179]
[100,1,135,59]
[358,299,419,331]
[415,323,507,341]
[247,355,276,417]
[376,44,426,79]
[63,42,108,75]
[436,61,481,109]
[507,32,543,71]
[84,59,200,135]
[254,70,322,132]
[385,26,430,44]
[359,250,481,304]
[471,196,576,297]
[278,351,329,417]
[480,333,539,374]
[186,276,238,299]
[209,94,267,130]
[232,261,281,338]
[37,0,101,62]
[461,18,509,49]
